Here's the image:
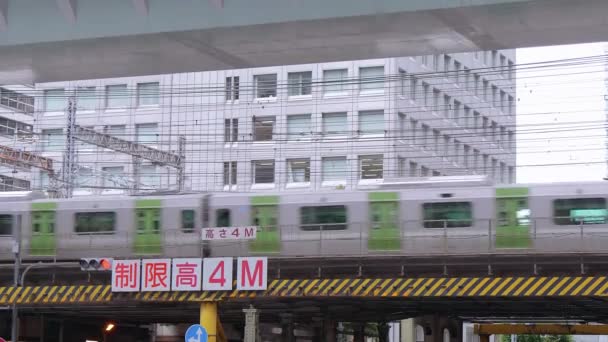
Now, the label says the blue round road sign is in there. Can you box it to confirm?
[185,324,208,342]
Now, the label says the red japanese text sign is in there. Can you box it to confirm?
[112,259,141,292]
[237,257,268,290]
[203,258,233,291]
[171,258,202,291]
[201,227,257,241]
[142,259,171,292]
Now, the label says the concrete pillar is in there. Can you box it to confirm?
[414,316,462,342]
[243,306,259,342]
[402,319,416,342]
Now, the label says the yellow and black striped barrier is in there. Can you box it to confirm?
[1,276,607,305]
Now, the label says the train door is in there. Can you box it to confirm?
[495,187,531,248]
[368,192,400,251]
[134,199,162,254]
[30,202,57,256]
[250,196,280,253]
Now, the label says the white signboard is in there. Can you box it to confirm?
[112,259,141,292]
[142,259,171,292]
[201,226,257,240]
[237,257,268,291]
[171,258,203,291]
[202,258,233,291]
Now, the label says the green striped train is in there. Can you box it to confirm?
[0,179,607,260]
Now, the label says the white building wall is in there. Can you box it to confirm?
[33,50,516,194]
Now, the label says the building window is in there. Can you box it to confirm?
[433,130,440,153]
[508,96,515,115]
[254,74,277,98]
[225,76,240,101]
[224,118,238,142]
[443,95,451,117]
[322,112,347,136]
[253,116,275,141]
[463,106,471,129]
[287,158,310,183]
[137,82,159,106]
[252,160,275,184]
[102,166,124,189]
[453,60,461,83]
[508,61,515,80]
[399,69,406,96]
[136,123,158,145]
[359,66,384,92]
[106,84,128,108]
[358,110,384,136]
[491,121,498,143]
[44,89,65,112]
[483,80,489,101]
[288,71,312,96]
[359,155,383,180]
[433,55,440,70]
[287,114,311,140]
[421,124,430,150]
[453,100,461,123]
[474,112,481,133]
[473,149,480,171]
[508,166,515,183]
[322,157,347,182]
[500,162,506,183]
[422,82,429,106]
[398,157,406,177]
[104,125,126,138]
[323,69,348,95]
[474,74,480,96]
[482,117,489,138]
[410,119,418,144]
[453,140,461,164]
[223,161,237,186]
[41,128,63,151]
[443,135,450,158]
[464,145,470,168]
[482,155,489,174]
[500,127,507,148]
[409,161,418,177]
[433,88,440,111]
[0,87,35,114]
[77,86,96,111]
[492,85,498,107]
[433,171,441,177]
[410,76,418,101]
[140,165,160,188]
[75,168,94,189]
[39,171,50,189]
[500,55,506,76]
[421,166,429,177]
[0,117,32,137]
[464,67,471,90]
[443,55,451,74]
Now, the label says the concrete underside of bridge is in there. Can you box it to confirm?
[1,0,608,83]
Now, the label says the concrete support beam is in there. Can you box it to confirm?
[132,0,149,15]
[0,0,7,31]
[56,0,77,24]
[243,306,259,342]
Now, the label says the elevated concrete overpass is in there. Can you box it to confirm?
[1,0,608,83]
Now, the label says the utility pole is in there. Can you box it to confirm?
[62,93,77,198]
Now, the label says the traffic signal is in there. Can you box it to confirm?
[79,258,113,271]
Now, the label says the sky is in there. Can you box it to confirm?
[516,43,607,183]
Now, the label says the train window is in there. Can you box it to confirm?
[300,205,347,231]
[553,198,607,225]
[181,210,195,233]
[216,209,231,227]
[0,215,12,235]
[32,211,54,234]
[74,212,116,234]
[423,202,472,228]
[497,198,529,227]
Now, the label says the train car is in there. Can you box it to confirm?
[0,179,607,261]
